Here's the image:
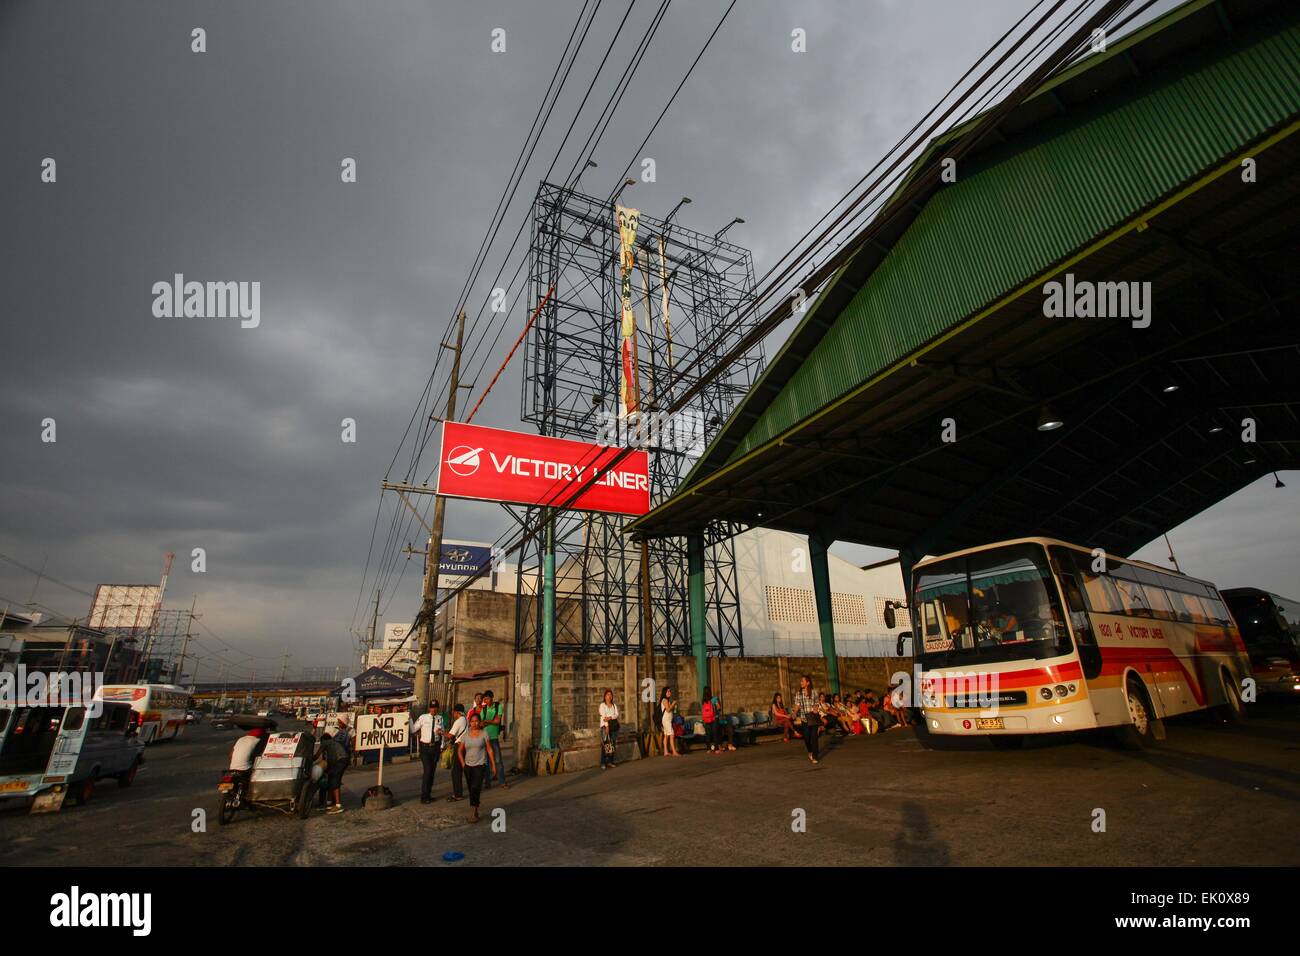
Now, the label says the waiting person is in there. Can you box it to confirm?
[599,688,620,769]
[479,690,508,789]
[320,731,349,813]
[710,688,737,751]
[792,675,821,764]
[864,690,895,732]
[658,687,681,757]
[701,685,723,754]
[334,713,352,757]
[445,704,467,802]
[468,692,484,724]
[457,712,497,824]
[411,699,446,804]
[884,681,913,728]
[816,693,841,735]
[772,692,802,742]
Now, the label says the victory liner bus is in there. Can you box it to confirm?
[905,537,1251,748]
[93,684,192,744]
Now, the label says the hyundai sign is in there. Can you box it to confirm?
[436,421,650,515]
[439,542,493,577]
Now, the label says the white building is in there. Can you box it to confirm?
[528,525,910,657]
[732,528,910,657]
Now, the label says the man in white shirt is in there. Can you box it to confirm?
[412,700,446,804]
[228,726,267,772]
[445,703,468,803]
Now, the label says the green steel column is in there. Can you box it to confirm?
[539,510,556,751]
[809,532,841,694]
[687,533,708,702]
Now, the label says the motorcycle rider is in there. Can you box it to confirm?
[229,726,268,771]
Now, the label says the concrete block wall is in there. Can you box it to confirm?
[529,652,914,740]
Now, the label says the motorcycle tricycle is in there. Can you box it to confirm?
[217,717,317,824]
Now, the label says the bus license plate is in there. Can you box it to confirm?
[976,718,1005,730]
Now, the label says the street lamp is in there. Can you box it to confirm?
[613,177,636,204]
[665,196,692,225]
[714,217,745,240]
[573,159,597,192]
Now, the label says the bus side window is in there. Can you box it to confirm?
[1165,589,1194,622]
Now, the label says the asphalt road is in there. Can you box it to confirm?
[1,704,1296,866]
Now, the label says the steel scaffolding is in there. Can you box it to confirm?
[514,182,764,655]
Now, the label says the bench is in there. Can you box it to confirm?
[674,711,780,750]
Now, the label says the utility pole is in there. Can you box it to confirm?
[415,311,466,711]
[278,647,290,683]
[368,587,381,661]
[176,596,197,686]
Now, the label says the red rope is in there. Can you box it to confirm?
[465,286,555,424]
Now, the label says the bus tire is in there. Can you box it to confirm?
[989,734,1025,750]
[1115,676,1157,750]
[1214,668,1247,724]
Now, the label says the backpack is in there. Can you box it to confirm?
[701,700,716,722]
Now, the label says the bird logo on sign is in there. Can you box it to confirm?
[446,446,483,477]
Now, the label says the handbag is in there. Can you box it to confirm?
[440,745,453,770]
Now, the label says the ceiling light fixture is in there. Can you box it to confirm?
[1036,406,1064,432]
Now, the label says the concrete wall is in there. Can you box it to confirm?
[452,590,914,771]
[533,652,915,741]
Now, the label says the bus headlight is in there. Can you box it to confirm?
[1040,687,1054,701]
[1054,684,1068,698]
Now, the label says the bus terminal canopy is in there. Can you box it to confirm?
[627,0,1300,562]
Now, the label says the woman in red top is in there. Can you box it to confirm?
[771,692,802,742]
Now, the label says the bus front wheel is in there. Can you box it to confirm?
[1115,678,1157,750]
[1214,668,1247,724]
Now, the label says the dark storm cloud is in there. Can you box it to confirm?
[3,1,1293,676]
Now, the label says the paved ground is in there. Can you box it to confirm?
[1,704,1297,866]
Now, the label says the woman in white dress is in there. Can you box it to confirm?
[659,686,681,757]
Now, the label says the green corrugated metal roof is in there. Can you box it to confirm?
[724,9,1300,464]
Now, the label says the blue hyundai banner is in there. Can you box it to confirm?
[439,542,493,577]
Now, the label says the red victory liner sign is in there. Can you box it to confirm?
[436,422,650,516]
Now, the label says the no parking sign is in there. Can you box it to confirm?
[355,713,409,752]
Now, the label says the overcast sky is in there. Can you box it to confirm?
[2,1,1294,680]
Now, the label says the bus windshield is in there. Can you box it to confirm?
[914,543,1072,667]
[1224,592,1300,665]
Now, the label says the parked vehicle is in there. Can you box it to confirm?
[0,702,144,810]
[1222,587,1300,698]
[904,536,1251,749]
[217,718,316,824]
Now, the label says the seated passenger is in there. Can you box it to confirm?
[772,692,802,742]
